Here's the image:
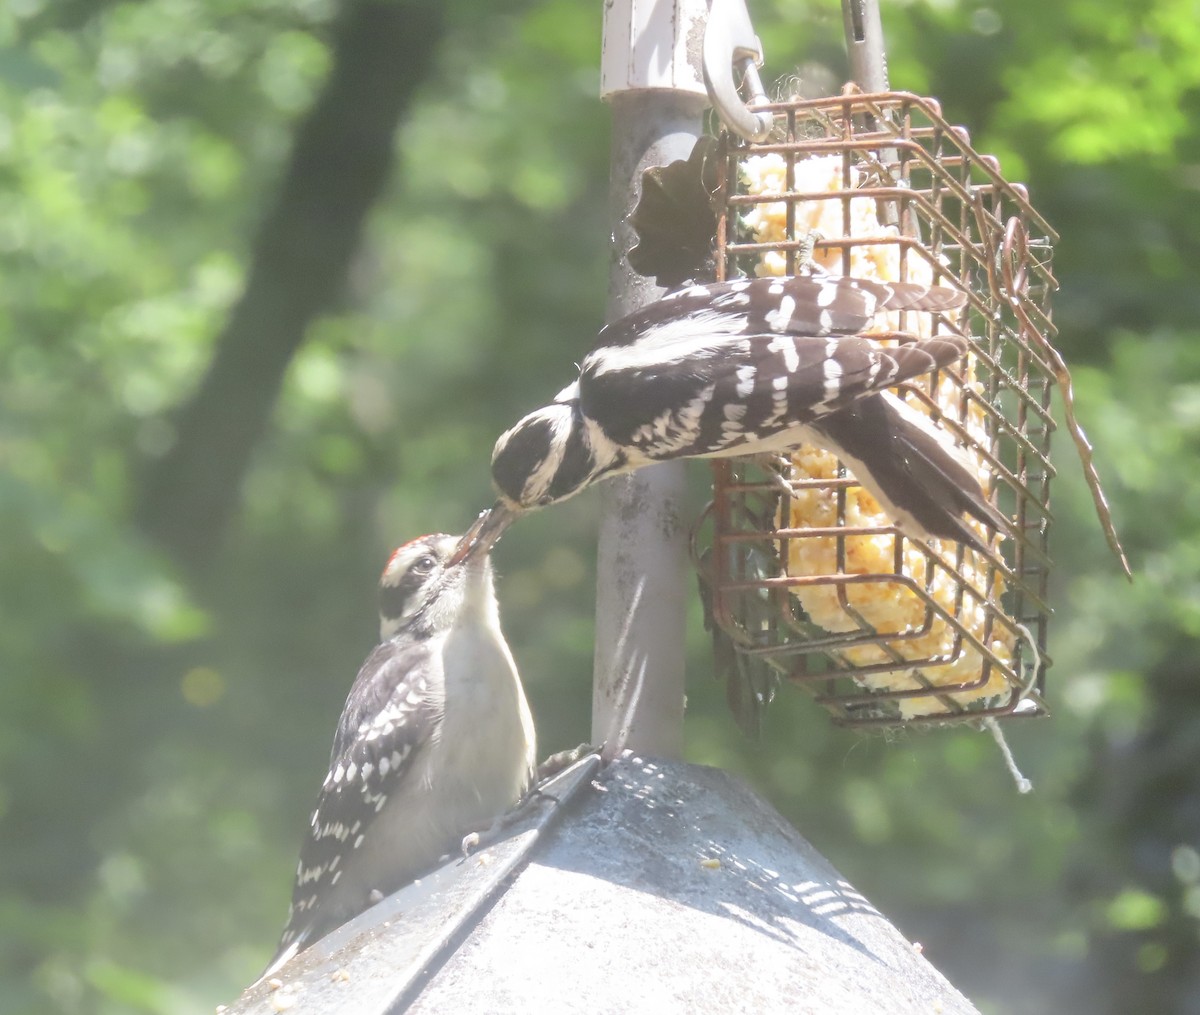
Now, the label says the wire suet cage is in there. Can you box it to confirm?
[693,89,1058,729]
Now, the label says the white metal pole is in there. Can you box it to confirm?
[592,0,710,759]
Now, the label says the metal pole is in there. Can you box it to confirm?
[842,0,898,227]
[842,0,890,91]
[593,1,709,758]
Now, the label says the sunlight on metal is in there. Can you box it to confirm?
[594,0,716,760]
[702,0,775,140]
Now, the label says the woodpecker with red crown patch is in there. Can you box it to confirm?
[262,531,534,978]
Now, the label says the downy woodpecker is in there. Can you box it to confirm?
[263,532,535,977]
[459,272,1006,558]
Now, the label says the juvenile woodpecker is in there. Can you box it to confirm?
[459,272,1006,558]
[263,533,535,977]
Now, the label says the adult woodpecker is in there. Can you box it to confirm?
[261,532,535,978]
[457,271,1007,560]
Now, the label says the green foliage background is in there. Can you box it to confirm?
[0,1,1197,1012]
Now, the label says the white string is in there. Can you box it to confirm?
[1014,622,1041,700]
[984,717,1033,793]
[977,624,1041,793]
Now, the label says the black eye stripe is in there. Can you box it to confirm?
[380,562,435,621]
[492,416,555,501]
[545,414,594,501]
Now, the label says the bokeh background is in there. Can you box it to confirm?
[1,1,1198,1012]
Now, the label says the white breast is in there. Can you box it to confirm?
[344,571,535,906]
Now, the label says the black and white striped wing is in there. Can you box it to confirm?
[271,639,440,964]
[578,326,967,461]
[595,273,965,350]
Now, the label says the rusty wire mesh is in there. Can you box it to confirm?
[693,90,1056,728]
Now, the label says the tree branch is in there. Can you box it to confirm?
[136,0,444,568]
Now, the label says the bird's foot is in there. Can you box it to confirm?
[458,787,554,861]
[459,831,482,859]
[536,742,601,785]
[760,454,796,498]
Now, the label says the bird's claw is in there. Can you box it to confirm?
[535,742,602,784]
[460,831,482,859]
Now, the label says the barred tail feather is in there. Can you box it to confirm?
[875,280,967,314]
[811,392,1009,554]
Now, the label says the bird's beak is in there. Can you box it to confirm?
[448,501,517,566]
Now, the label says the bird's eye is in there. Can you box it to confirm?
[413,554,437,574]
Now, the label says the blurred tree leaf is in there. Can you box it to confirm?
[0,1,1197,1013]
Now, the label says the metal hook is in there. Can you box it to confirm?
[702,0,774,142]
